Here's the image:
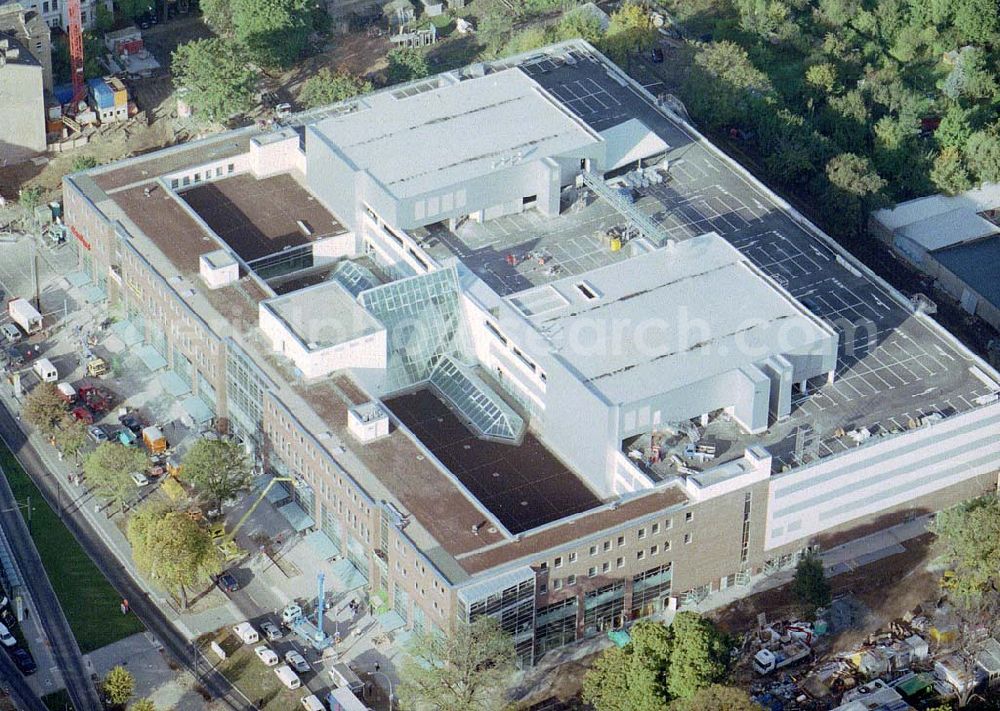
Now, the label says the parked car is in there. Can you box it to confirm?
[130,471,149,487]
[275,103,292,119]
[284,649,310,674]
[87,425,109,443]
[217,572,239,593]
[254,645,279,667]
[260,621,282,642]
[118,412,143,434]
[9,647,36,675]
[0,323,21,343]
[0,623,15,647]
[71,406,94,425]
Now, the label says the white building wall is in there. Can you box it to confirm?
[0,59,44,162]
[765,403,1000,550]
[249,131,305,178]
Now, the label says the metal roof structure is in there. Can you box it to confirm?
[312,68,599,199]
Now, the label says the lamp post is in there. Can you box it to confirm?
[370,669,394,710]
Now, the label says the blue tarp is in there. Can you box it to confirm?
[88,78,115,109]
[135,344,167,372]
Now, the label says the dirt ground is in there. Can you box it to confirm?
[713,533,941,649]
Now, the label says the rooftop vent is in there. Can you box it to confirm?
[347,401,389,443]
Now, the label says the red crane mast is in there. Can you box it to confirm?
[67,0,85,107]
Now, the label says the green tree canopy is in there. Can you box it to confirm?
[791,551,831,617]
[103,665,135,706]
[825,153,888,197]
[601,2,657,63]
[965,129,1000,183]
[805,62,839,95]
[932,496,1000,604]
[127,502,221,608]
[53,416,89,462]
[930,146,974,194]
[201,0,234,35]
[129,699,157,711]
[936,104,975,151]
[231,0,315,68]
[172,39,257,123]
[398,617,516,711]
[583,614,728,709]
[386,47,430,85]
[181,439,253,511]
[84,443,149,514]
[23,382,68,435]
[299,68,373,108]
[553,6,607,44]
[670,685,762,711]
[666,612,729,700]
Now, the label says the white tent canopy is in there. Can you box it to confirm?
[600,118,670,172]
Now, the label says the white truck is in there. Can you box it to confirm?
[753,641,812,674]
[7,299,42,335]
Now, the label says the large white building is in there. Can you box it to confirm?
[64,41,1000,666]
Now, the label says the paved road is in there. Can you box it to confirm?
[0,463,103,710]
[0,649,48,711]
[0,405,251,710]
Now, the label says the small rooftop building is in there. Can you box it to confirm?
[870,184,1000,329]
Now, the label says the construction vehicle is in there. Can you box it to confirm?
[753,641,812,674]
[86,357,109,377]
[142,425,167,454]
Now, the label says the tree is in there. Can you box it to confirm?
[504,26,553,56]
[231,0,313,68]
[553,6,606,44]
[201,0,234,35]
[398,617,516,711]
[71,155,99,172]
[965,130,1000,183]
[172,39,257,123]
[582,619,673,711]
[734,0,792,39]
[665,612,728,700]
[951,0,1000,43]
[129,700,157,711]
[128,502,221,608]
[103,665,135,707]
[53,416,89,462]
[23,382,68,435]
[932,496,1000,604]
[936,105,974,151]
[601,2,656,63]
[791,551,831,617]
[386,47,429,85]
[670,685,762,711]
[299,68,373,108]
[931,147,973,194]
[693,42,772,95]
[182,439,253,511]
[18,186,43,212]
[84,443,149,514]
[94,2,113,32]
[805,63,839,95]
[825,153,887,197]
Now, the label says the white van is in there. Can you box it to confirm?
[275,664,301,690]
[300,694,325,711]
[232,622,259,645]
[32,357,57,383]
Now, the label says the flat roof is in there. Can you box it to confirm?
[263,280,383,349]
[872,183,1000,251]
[385,388,602,534]
[180,172,345,263]
[313,68,599,199]
[508,233,832,405]
[933,235,1000,309]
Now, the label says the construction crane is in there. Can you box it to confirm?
[67,0,86,108]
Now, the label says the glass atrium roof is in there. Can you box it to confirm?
[430,356,525,442]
